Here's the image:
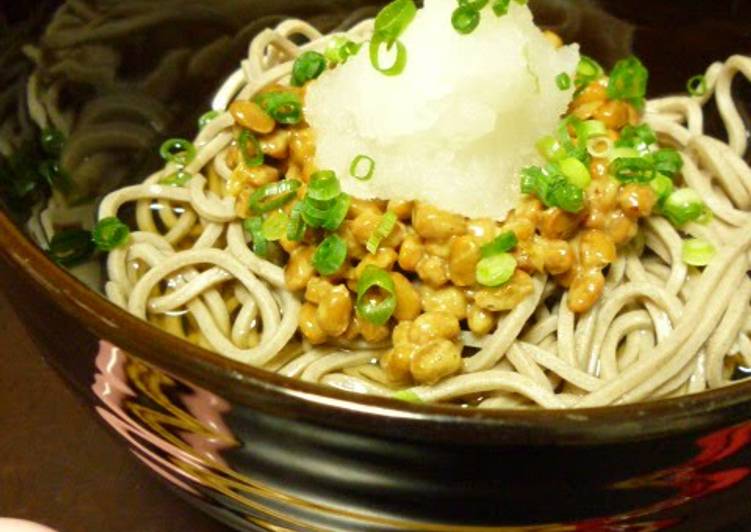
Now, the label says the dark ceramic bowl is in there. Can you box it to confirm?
[3,1,751,530]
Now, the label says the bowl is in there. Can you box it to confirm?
[2,1,751,530]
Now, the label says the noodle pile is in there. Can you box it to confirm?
[97,18,751,409]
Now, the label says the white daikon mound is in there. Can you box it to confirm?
[305,0,580,220]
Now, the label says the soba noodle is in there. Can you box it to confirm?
[94,16,751,409]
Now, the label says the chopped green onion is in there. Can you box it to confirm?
[369,34,408,76]
[325,36,361,65]
[586,136,614,159]
[160,170,193,187]
[313,235,348,276]
[610,157,656,184]
[48,229,95,267]
[322,193,352,231]
[198,110,220,130]
[687,75,708,98]
[521,165,585,213]
[556,116,589,163]
[575,55,604,87]
[615,123,657,152]
[356,265,397,326]
[308,171,341,202]
[608,147,641,162]
[607,55,649,108]
[459,0,489,8]
[160,138,196,166]
[287,202,306,241]
[452,6,481,34]
[682,238,716,267]
[243,217,269,257]
[559,157,592,189]
[249,179,301,214]
[481,231,518,258]
[648,148,683,179]
[238,130,264,168]
[262,211,290,241]
[556,72,572,91]
[93,217,130,252]
[301,198,330,227]
[551,180,585,213]
[393,389,423,404]
[662,188,706,227]
[255,92,303,125]
[536,136,565,162]
[40,129,65,157]
[373,0,417,42]
[350,155,376,181]
[650,173,674,206]
[576,120,607,143]
[492,0,527,16]
[367,212,398,254]
[476,253,517,287]
[291,51,327,87]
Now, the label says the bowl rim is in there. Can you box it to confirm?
[4,209,751,446]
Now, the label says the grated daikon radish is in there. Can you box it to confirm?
[305,0,580,220]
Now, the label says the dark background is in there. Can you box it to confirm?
[0,291,227,532]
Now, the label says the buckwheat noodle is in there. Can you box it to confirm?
[96,19,751,409]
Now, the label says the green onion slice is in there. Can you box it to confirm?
[41,128,65,157]
[249,179,301,215]
[160,138,196,167]
[198,110,220,130]
[662,188,707,227]
[356,265,397,326]
[48,229,95,267]
[262,211,290,241]
[308,171,341,202]
[556,72,572,91]
[369,35,408,76]
[255,92,303,125]
[366,212,398,254]
[325,36,361,65]
[586,136,614,159]
[536,136,565,162]
[160,170,193,187]
[350,154,376,181]
[648,148,683,179]
[682,238,716,267]
[476,253,517,287]
[559,156,592,189]
[610,157,656,184]
[313,234,348,276]
[575,55,604,87]
[607,55,649,107]
[687,75,708,98]
[93,217,131,252]
[238,130,264,168]
[481,231,518,258]
[650,173,674,207]
[616,123,657,152]
[374,0,417,43]
[243,217,269,257]
[287,202,306,242]
[459,0,490,8]
[322,193,352,231]
[492,0,527,16]
[452,6,481,34]
[393,389,423,404]
[292,51,328,87]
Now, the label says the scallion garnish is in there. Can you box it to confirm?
[559,156,592,189]
[459,0,490,8]
[615,123,657,152]
[367,212,398,254]
[476,253,517,287]
[370,0,416,76]
[452,5,481,34]
[536,136,565,162]
[243,217,269,257]
[575,55,604,88]
[662,188,707,227]
[650,173,674,207]
[238,130,264,168]
[254,92,303,125]
[521,165,585,213]
[682,238,716,267]
[586,136,614,159]
[648,148,683,179]
[93,217,130,252]
[248,180,301,215]
[291,51,328,87]
[350,154,376,181]
[356,265,397,325]
[48,229,95,267]
[198,110,220,130]
[575,120,607,144]
[481,231,518,258]
[610,157,656,184]
[393,389,423,404]
[262,211,290,241]
[687,75,708,98]
[556,72,572,91]
[607,55,649,108]
[308,171,341,202]
[160,170,193,187]
[491,0,527,16]
[325,36,361,65]
[160,138,196,166]
[322,193,352,231]
[287,202,306,242]
[313,234,348,276]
